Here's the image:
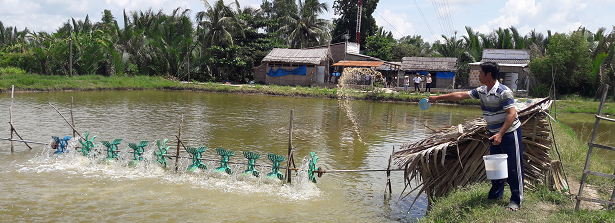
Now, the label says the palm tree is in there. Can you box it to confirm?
[525,29,547,57]
[196,0,243,48]
[278,0,331,49]
[462,26,482,62]
[509,26,525,49]
[435,34,464,57]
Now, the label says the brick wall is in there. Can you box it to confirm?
[253,64,267,84]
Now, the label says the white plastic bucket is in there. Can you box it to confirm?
[483,154,508,180]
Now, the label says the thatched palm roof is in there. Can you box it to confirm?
[262,48,332,65]
[393,98,565,208]
[375,61,401,71]
[401,57,457,72]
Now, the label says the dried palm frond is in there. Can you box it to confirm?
[394,97,561,208]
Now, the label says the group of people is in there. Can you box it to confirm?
[404,73,432,93]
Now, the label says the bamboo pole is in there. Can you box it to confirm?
[71,97,76,137]
[286,110,294,184]
[10,85,14,152]
[69,38,72,77]
[47,102,83,138]
[0,137,49,145]
[175,115,184,172]
[9,123,33,149]
[384,146,394,198]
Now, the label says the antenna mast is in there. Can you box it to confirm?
[355,0,362,44]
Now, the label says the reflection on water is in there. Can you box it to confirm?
[556,112,615,160]
[0,90,481,221]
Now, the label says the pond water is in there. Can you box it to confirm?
[0,90,481,222]
[556,112,615,160]
[2,90,612,222]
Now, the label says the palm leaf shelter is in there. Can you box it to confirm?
[254,42,400,86]
[400,57,458,89]
[253,48,334,86]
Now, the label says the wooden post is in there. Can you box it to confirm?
[48,102,82,138]
[175,115,184,172]
[286,110,294,184]
[10,85,14,152]
[384,146,394,198]
[69,38,73,77]
[70,97,75,137]
[186,44,190,81]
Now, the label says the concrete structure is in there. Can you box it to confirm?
[468,49,531,95]
[254,48,333,86]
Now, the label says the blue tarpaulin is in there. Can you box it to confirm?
[436,71,455,79]
[267,65,307,77]
[407,71,429,75]
[416,71,429,76]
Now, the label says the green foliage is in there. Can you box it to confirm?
[278,0,331,49]
[365,34,392,61]
[529,32,593,96]
[0,66,26,74]
[331,0,379,48]
[531,84,550,97]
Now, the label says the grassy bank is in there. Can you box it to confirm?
[419,121,615,222]
[0,73,481,105]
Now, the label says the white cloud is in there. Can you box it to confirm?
[448,0,485,4]
[373,10,415,39]
[476,0,614,37]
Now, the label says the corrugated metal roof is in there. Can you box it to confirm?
[401,57,457,71]
[480,58,529,65]
[482,49,529,60]
[346,52,384,61]
[262,48,332,65]
[332,61,384,67]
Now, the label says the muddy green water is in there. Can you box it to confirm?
[2,91,611,222]
[556,112,615,160]
[0,90,481,222]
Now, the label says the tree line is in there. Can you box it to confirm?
[0,0,613,97]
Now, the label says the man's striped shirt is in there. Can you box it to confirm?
[467,81,520,134]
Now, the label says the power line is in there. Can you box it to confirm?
[431,0,454,37]
[374,10,404,37]
[440,0,455,37]
[413,0,435,37]
[429,0,444,36]
[442,0,455,36]
[437,0,455,37]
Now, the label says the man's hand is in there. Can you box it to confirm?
[428,96,438,103]
[490,133,503,145]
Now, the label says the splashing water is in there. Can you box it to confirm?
[335,67,385,144]
[19,138,322,201]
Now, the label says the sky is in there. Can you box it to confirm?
[1,0,614,43]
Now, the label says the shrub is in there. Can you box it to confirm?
[0,66,26,75]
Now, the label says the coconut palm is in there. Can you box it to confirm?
[196,0,244,48]
[278,0,331,49]
[525,29,548,57]
[462,26,482,62]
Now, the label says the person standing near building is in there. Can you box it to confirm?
[427,62,523,212]
[426,74,432,93]
[413,74,422,92]
[404,76,410,92]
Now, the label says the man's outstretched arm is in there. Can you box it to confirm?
[428,91,471,102]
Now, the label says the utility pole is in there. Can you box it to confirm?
[355,0,362,44]
[69,19,73,77]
